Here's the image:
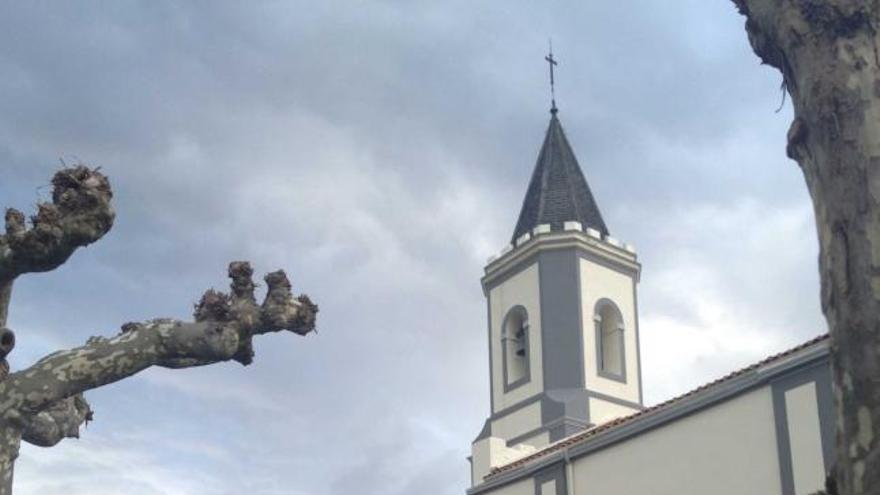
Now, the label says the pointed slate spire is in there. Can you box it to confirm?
[511,111,608,242]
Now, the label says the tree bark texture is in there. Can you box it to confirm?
[0,168,318,494]
[733,1,880,493]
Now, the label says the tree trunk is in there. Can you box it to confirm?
[732,1,880,493]
[0,424,20,495]
[0,280,11,328]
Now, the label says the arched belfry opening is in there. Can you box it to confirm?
[502,306,529,388]
[595,299,626,380]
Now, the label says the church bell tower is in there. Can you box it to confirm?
[470,104,644,485]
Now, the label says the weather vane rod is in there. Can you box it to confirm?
[545,40,558,113]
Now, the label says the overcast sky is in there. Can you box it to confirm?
[0,2,825,494]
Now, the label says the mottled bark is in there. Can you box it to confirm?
[0,168,318,494]
[0,263,316,493]
[732,1,880,493]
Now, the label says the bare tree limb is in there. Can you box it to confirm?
[4,264,316,416]
[0,167,319,494]
[0,166,114,283]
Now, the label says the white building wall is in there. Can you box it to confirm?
[785,382,825,495]
[489,263,544,413]
[491,402,542,442]
[514,430,550,449]
[578,258,640,403]
[588,397,640,426]
[571,387,781,495]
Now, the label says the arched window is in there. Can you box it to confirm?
[502,306,529,390]
[594,299,626,381]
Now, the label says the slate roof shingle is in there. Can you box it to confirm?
[511,112,608,243]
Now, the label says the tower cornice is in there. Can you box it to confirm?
[481,225,640,297]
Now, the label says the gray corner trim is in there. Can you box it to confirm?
[487,294,496,413]
[632,281,644,406]
[506,425,549,447]
[586,390,644,411]
[539,249,586,392]
[475,340,831,493]
[490,393,545,420]
[542,389,592,441]
[467,452,566,495]
[497,390,640,447]
[502,305,531,393]
[487,388,631,425]
[771,360,835,495]
[501,389,593,446]
[507,414,590,448]
[547,417,591,443]
[534,462,567,495]
[593,298,627,383]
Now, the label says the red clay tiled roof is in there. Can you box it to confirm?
[486,333,830,479]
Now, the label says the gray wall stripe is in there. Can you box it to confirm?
[539,249,585,391]
[533,462,567,495]
[771,360,834,495]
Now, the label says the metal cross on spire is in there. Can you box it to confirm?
[545,40,558,114]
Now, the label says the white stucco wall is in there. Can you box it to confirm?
[578,258,640,403]
[785,382,825,495]
[589,397,640,426]
[491,402,542,442]
[571,387,781,495]
[471,437,538,486]
[514,430,550,449]
[489,263,544,413]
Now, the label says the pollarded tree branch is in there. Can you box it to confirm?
[0,166,114,337]
[3,262,317,418]
[0,166,114,283]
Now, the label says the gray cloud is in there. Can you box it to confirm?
[2,1,823,494]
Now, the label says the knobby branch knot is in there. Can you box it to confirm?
[192,262,318,365]
[0,328,15,380]
[1,166,115,280]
